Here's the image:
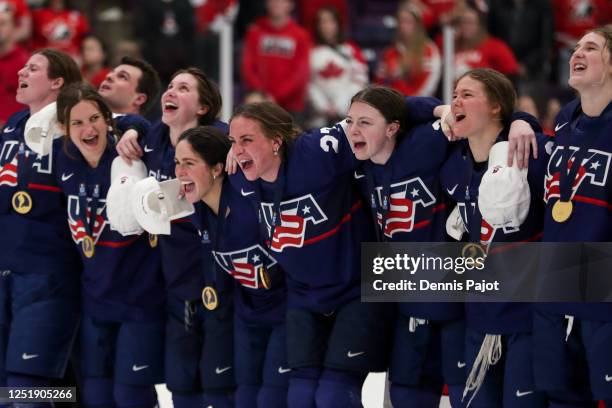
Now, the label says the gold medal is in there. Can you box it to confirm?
[149,233,158,248]
[259,267,271,290]
[82,235,95,258]
[11,191,32,214]
[552,200,573,223]
[462,243,486,260]
[201,286,218,310]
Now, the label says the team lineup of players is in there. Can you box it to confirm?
[0,24,610,408]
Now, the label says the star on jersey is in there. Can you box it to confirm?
[213,244,277,289]
[373,177,436,238]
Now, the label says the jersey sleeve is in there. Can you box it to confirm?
[404,96,442,128]
[115,114,151,139]
[293,120,360,177]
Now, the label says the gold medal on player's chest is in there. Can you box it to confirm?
[259,266,271,290]
[461,243,486,259]
[82,235,95,258]
[552,200,573,223]
[149,233,158,248]
[11,191,33,214]
[201,286,218,310]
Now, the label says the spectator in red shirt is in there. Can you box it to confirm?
[0,0,30,42]
[241,0,311,120]
[443,0,519,83]
[375,0,441,97]
[551,0,612,85]
[0,7,28,126]
[80,34,110,89]
[31,0,89,62]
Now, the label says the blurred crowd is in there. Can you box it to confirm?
[0,0,611,130]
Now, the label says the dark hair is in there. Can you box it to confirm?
[230,101,301,157]
[350,86,406,135]
[177,126,231,171]
[456,68,516,125]
[34,48,81,88]
[314,6,345,46]
[119,56,161,114]
[57,82,116,155]
[170,67,221,125]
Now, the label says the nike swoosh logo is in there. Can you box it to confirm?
[215,366,232,374]
[4,126,16,133]
[144,145,154,153]
[61,173,74,181]
[278,366,292,374]
[347,351,365,358]
[241,188,255,197]
[457,361,466,368]
[354,171,365,179]
[447,184,458,195]
[22,353,39,360]
[555,122,568,132]
[606,374,612,382]
[132,364,149,372]
[516,390,534,397]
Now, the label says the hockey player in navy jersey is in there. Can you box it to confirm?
[0,49,81,402]
[225,97,457,407]
[346,86,465,407]
[346,84,541,407]
[55,83,165,408]
[115,67,234,408]
[174,126,289,408]
[440,68,550,407]
[534,27,612,408]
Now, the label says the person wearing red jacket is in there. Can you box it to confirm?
[375,1,441,97]
[0,0,30,42]
[0,7,28,127]
[241,0,311,120]
[439,1,518,82]
[31,0,89,63]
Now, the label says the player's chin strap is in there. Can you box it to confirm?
[462,334,502,407]
[564,315,574,342]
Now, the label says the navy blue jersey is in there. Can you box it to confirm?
[190,179,286,326]
[141,119,229,300]
[541,100,612,321]
[0,109,80,275]
[441,135,549,334]
[56,138,165,322]
[230,122,374,313]
[355,120,462,321]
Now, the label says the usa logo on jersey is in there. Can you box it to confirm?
[213,244,277,289]
[544,146,611,203]
[0,140,54,187]
[458,202,519,245]
[67,195,107,245]
[374,177,436,238]
[261,194,328,251]
[0,143,18,186]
